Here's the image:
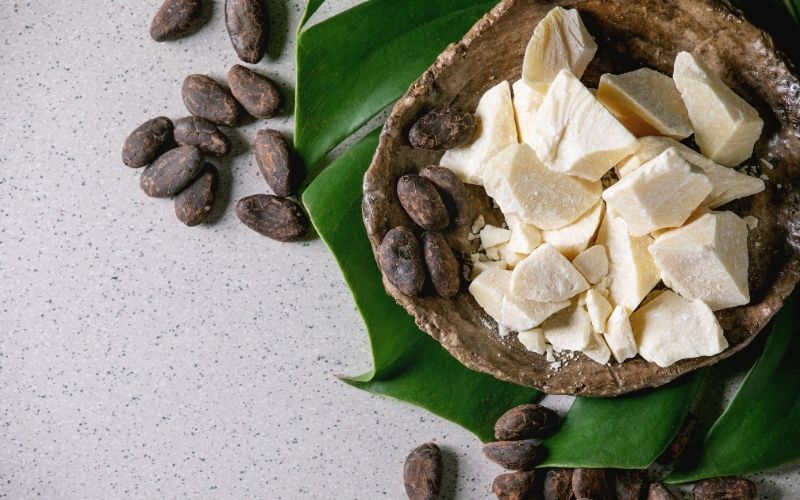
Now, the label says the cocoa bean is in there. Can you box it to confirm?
[122,117,173,168]
[174,163,218,226]
[409,106,476,150]
[174,116,231,157]
[483,440,545,471]
[419,165,471,228]
[150,0,202,42]
[397,175,449,231]
[493,470,541,500]
[615,469,648,500]
[692,477,756,500]
[403,443,442,500]
[182,74,239,127]
[235,194,308,242]
[422,232,460,298]
[227,64,283,119]
[572,468,613,500]
[648,482,678,500]
[494,404,560,441]
[657,413,696,465]
[253,129,302,197]
[140,145,203,198]
[225,0,268,64]
[543,468,573,500]
[378,227,425,297]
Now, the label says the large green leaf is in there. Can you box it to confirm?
[295,0,496,177]
[667,294,800,483]
[539,372,704,469]
[298,0,325,30]
[302,129,537,442]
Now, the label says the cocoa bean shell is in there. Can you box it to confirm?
[235,194,308,242]
[174,162,218,226]
[483,440,545,471]
[544,468,574,500]
[378,227,425,297]
[422,232,460,298]
[174,116,231,157]
[647,482,678,500]
[397,175,449,231]
[403,443,442,500]
[493,470,542,500]
[225,0,268,64]
[408,106,476,150]
[692,477,757,500]
[419,165,471,228]
[615,469,648,500]
[572,468,613,500]
[494,404,560,441]
[253,129,302,197]
[182,74,239,127]
[140,145,203,198]
[122,116,173,168]
[150,0,202,42]
[228,64,283,119]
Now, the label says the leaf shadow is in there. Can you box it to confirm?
[205,127,251,225]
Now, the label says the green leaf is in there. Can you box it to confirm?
[539,372,704,469]
[302,129,538,442]
[667,294,800,483]
[295,0,496,177]
[298,0,326,30]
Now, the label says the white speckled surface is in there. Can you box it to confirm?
[0,1,798,498]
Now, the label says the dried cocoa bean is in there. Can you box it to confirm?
[253,129,302,197]
[544,468,573,500]
[174,116,231,157]
[657,413,696,465]
[378,227,425,297]
[419,165,471,228]
[227,64,282,119]
[483,440,545,471]
[403,443,442,500]
[174,163,218,226]
[648,482,678,500]
[225,0,268,64]
[615,470,648,500]
[493,470,541,500]
[397,175,449,231]
[182,74,239,127]
[494,404,560,441]
[572,468,613,500]
[122,117,173,168]
[409,106,476,150]
[692,477,756,500]
[235,194,308,242]
[422,232,460,298]
[150,0,202,42]
[140,145,203,198]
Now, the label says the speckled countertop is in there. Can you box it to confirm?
[0,1,798,499]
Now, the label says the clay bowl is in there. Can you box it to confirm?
[362,0,800,396]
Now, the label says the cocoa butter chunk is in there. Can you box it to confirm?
[174,163,218,226]
[227,64,283,119]
[182,74,239,127]
[573,468,614,500]
[174,116,231,157]
[544,468,574,500]
[494,403,560,441]
[657,413,697,465]
[493,470,541,500]
[422,232,460,298]
[397,175,450,231]
[648,482,678,500]
[483,440,545,470]
[235,194,308,242]
[403,443,442,500]
[615,469,648,500]
[225,0,268,64]
[409,106,476,150]
[140,146,203,198]
[692,477,756,500]
[150,0,202,42]
[378,227,425,297]
[122,117,173,168]
[253,129,302,197]
[419,165,471,228]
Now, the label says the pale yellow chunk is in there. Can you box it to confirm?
[572,245,609,284]
[506,214,542,254]
[532,70,638,181]
[585,289,613,334]
[597,68,692,139]
[582,333,612,364]
[521,7,598,92]
[542,302,593,352]
[604,306,638,363]
[649,211,749,311]
[595,210,661,312]
[500,243,527,270]
[602,148,713,236]
[483,143,601,230]
[673,52,764,166]
[631,290,728,367]
[513,79,545,146]
[518,328,547,355]
[542,201,604,259]
[618,137,765,208]
[469,267,507,321]
[441,81,518,184]
[480,224,511,248]
[511,243,589,302]
[470,259,506,280]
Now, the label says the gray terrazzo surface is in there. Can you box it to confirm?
[0,1,797,498]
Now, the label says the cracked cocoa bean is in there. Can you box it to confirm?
[573,468,613,500]
[182,74,239,127]
[150,0,202,42]
[422,232,460,298]
[493,470,541,500]
[544,468,573,500]
[174,116,231,157]
[174,162,218,226]
[657,413,696,465]
[419,165,470,228]
[235,194,308,242]
[615,469,648,500]
[378,227,425,297]
[692,477,756,500]
[483,440,545,471]
[122,117,173,168]
[403,443,442,500]
[648,482,678,500]
[409,106,476,150]
[228,64,282,119]
[397,175,449,231]
[494,404,560,441]
[225,0,268,64]
[253,129,302,197]
[140,145,203,198]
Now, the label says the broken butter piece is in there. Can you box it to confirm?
[483,143,601,230]
[469,267,507,321]
[604,306,638,363]
[649,211,749,311]
[597,68,692,139]
[531,70,638,181]
[500,243,527,270]
[572,245,609,284]
[583,333,612,364]
[542,201,604,259]
[480,224,512,249]
[542,302,593,352]
[631,290,728,367]
[595,210,661,313]
[521,7,598,92]
[585,289,613,334]
[511,243,589,302]
[518,328,547,355]
[441,80,518,184]
[470,259,506,280]
[673,51,764,166]
[602,148,713,236]
[513,79,545,146]
[506,214,542,254]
